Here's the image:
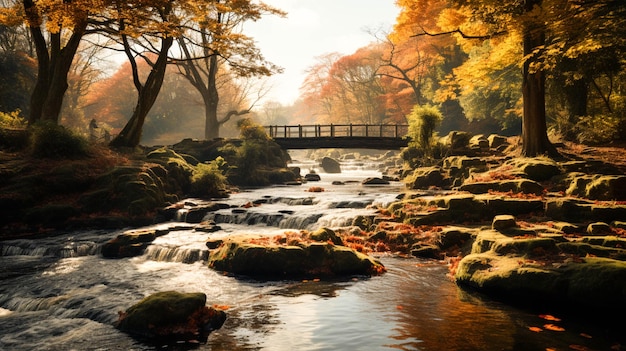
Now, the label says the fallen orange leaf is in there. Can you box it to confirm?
[544,324,565,332]
[212,304,230,311]
[580,333,592,339]
[546,348,557,351]
[396,305,404,310]
[539,314,562,322]
[569,345,590,351]
[528,326,543,332]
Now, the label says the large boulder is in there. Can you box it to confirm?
[117,291,226,341]
[455,253,626,313]
[405,166,446,189]
[207,234,385,278]
[565,174,626,200]
[454,224,626,314]
[101,228,169,258]
[440,131,472,149]
[321,157,341,173]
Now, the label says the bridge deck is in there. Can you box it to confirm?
[265,124,409,149]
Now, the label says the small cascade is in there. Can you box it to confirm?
[328,199,374,209]
[175,208,189,222]
[143,245,209,263]
[0,294,70,313]
[0,240,100,258]
[268,197,316,206]
[207,211,286,227]
[278,213,325,230]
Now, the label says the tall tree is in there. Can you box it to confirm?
[174,0,283,139]
[18,0,93,124]
[107,0,178,147]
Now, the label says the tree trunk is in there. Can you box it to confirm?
[41,27,86,123]
[109,36,173,148]
[204,55,220,139]
[24,0,86,124]
[521,0,559,157]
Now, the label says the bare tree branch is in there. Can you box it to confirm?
[412,26,506,40]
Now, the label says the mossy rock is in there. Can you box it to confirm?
[470,230,511,254]
[491,215,517,231]
[117,291,226,340]
[207,235,384,278]
[442,155,487,170]
[504,157,561,181]
[101,228,169,258]
[455,254,626,313]
[309,227,344,245]
[479,195,545,216]
[405,166,446,189]
[487,134,508,149]
[546,198,626,222]
[455,253,566,301]
[437,227,475,250]
[459,179,544,195]
[491,237,559,257]
[566,174,626,200]
[557,241,626,261]
[440,131,472,149]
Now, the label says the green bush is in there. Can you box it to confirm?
[237,118,270,141]
[0,110,27,127]
[573,114,621,145]
[407,104,443,150]
[191,157,228,197]
[29,121,90,159]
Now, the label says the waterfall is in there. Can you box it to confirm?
[143,245,209,263]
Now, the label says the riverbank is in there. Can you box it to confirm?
[0,134,298,237]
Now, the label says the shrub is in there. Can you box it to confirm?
[237,118,269,141]
[0,110,27,127]
[191,157,228,197]
[574,114,621,145]
[407,104,443,150]
[29,121,90,159]
[0,110,28,149]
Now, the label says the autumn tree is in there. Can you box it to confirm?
[174,0,283,139]
[320,47,387,124]
[300,52,342,123]
[4,0,99,124]
[105,0,175,148]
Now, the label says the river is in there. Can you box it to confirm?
[0,154,623,350]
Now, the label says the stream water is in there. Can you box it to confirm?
[0,155,623,351]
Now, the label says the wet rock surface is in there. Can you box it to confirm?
[206,229,386,279]
[116,291,226,342]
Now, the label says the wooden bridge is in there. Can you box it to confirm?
[264,124,410,149]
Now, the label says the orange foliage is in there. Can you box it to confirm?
[543,324,565,332]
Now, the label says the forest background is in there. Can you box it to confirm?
[0,0,625,152]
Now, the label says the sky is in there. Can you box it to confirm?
[244,0,400,105]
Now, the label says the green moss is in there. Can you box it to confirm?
[117,291,207,337]
[208,235,384,278]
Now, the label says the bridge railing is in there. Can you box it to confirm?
[265,124,409,139]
